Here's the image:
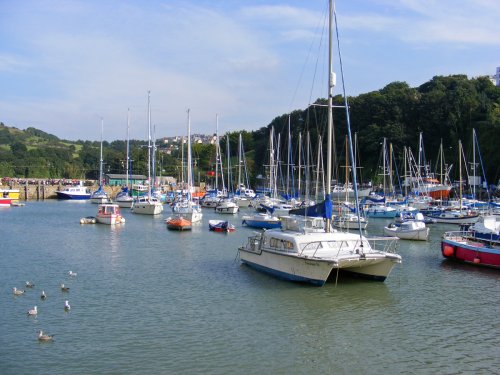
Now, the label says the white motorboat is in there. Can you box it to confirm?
[383,213,429,241]
[96,203,125,225]
[132,195,163,215]
[215,198,239,214]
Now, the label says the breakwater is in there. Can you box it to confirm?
[5,183,122,200]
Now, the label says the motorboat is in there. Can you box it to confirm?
[383,213,429,241]
[132,195,163,215]
[56,185,91,200]
[208,220,236,232]
[215,198,239,214]
[166,216,192,231]
[96,203,125,225]
[468,215,500,243]
[442,230,500,268]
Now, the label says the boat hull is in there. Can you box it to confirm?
[239,247,399,285]
[96,215,125,225]
[132,202,163,215]
[241,215,281,229]
[215,206,239,214]
[166,217,192,231]
[383,226,429,241]
[56,192,91,200]
[441,238,500,268]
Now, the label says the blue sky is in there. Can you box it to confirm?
[1,0,498,141]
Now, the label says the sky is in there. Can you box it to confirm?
[1,0,499,141]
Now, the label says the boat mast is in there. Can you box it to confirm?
[99,117,104,186]
[226,134,231,195]
[326,0,335,232]
[147,91,152,197]
[298,132,302,197]
[215,114,219,192]
[459,139,462,212]
[126,109,130,190]
[187,109,192,194]
[238,133,242,191]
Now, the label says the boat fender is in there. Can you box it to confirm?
[442,243,455,257]
[473,257,480,264]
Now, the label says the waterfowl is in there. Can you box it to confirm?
[68,271,77,277]
[27,306,38,316]
[40,290,47,300]
[64,300,70,311]
[13,287,25,296]
[25,281,35,288]
[37,330,54,341]
[60,284,70,292]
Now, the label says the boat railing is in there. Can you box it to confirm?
[364,236,399,254]
[241,234,262,255]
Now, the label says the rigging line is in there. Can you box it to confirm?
[333,4,364,239]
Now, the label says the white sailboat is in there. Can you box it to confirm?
[115,109,134,208]
[171,109,203,223]
[132,91,163,215]
[90,118,110,204]
[238,0,401,285]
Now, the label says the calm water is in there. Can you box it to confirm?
[1,201,498,374]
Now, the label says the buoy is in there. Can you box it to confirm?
[443,244,455,257]
[473,257,480,264]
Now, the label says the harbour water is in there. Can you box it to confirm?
[1,201,498,374]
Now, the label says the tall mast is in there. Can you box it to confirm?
[147,91,152,197]
[287,115,291,197]
[326,0,335,231]
[187,109,192,192]
[298,132,302,197]
[459,140,462,212]
[226,134,231,195]
[215,114,219,191]
[99,117,103,186]
[126,109,130,189]
[238,133,242,190]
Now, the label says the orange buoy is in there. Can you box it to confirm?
[443,244,455,257]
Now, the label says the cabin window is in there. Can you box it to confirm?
[269,238,294,252]
[301,242,322,251]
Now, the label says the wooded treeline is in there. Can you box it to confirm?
[1,74,500,187]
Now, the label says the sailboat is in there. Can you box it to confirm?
[233,133,254,207]
[90,118,110,204]
[238,0,401,285]
[171,109,203,223]
[200,115,223,208]
[215,134,239,214]
[424,140,479,224]
[115,109,134,208]
[132,91,164,215]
